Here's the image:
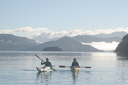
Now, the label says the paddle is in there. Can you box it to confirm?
[35,54,43,61]
[35,54,57,71]
[59,65,91,68]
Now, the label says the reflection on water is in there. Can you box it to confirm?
[36,71,52,84]
[0,51,128,85]
[72,71,79,84]
[116,52,128,60]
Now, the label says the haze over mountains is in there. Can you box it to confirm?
[33,31,127,43]
[72,35,121,43]
[0,34,102,52]
[27,36,102,52]
[32,31,127,51]
[93,31,127,38]
[0,31,127,51]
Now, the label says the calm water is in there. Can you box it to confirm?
[0,51,128,85]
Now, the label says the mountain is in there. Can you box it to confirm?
[0,34,37,51]
[115,34,128,53]
[33,36,60,43]
[94,31,127,38]
[72,35,121,43]
[27,36,103,52]
[32,31,125,43]
[32,36,50,43]
[0,34,102,51]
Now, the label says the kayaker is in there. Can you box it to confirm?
[71,58,80,68]
[41,58,52,68]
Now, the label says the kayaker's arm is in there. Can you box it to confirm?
[48,62,52,68]
[77,62,80,68]
[70,62,74,68]
[41,60,44,65]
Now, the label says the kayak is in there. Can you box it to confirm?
[36,66,55,72]
[71,66,80,73]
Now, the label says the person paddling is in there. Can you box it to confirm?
[71,58,80,68]
[41,58,52,68]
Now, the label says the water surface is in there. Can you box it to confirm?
[0,51,128,85]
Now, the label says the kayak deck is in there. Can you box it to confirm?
[36,66,55,72]
[71,66,80,73]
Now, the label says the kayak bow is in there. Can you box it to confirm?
[71,66,80,73]
[36,66,55,72]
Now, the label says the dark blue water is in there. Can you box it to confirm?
[0,51,128,85]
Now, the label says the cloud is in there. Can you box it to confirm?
[15,27,49,33]
[35,27,128,38]
[29,33,41,38]
[82,41,119,51]
[0,30,14,34]
[0,27,128,38]
[15,27,33,32]
[0,27,49,33]
[38,31,68,38]
[85,27,128,35]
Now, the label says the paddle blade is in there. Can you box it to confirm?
[59,65,66,68]
[85,67,91,68]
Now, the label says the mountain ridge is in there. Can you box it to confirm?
[0,34,37,51]
[72,35,121,43]
[32,31,126,43]
[94,31,127,38]
[115,34,128,53]
[27,36,103,52]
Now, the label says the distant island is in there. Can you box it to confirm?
[115,34,128,54]
[43,47,62,51]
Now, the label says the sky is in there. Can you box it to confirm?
[0,0,128,51]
